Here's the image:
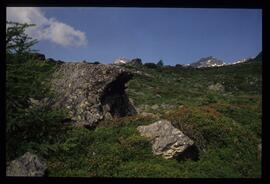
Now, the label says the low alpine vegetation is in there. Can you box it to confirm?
[6,21,261,178]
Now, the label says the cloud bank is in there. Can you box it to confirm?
[7,7,88,47]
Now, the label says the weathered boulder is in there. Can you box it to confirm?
[137,120,194,159]
[6,152,47,176]
[51,62,137,128]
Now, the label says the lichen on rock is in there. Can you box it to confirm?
[51,62,137,128]
[137,120,194,159]
[6,152,47,176]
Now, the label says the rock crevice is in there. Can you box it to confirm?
[100,73,136,117]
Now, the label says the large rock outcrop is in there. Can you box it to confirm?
[51,62,137,128]
[137,120,194,159]
[6,152,47,176]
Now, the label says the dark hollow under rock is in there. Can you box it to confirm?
[175,145,200,161]
[100,73,137,117]
[51,62,137,128]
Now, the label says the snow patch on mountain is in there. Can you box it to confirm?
[190,56,225,68]
[113,57,130,65]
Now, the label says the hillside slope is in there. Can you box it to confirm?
[7,57,262,178]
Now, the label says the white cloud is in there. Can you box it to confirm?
[6,7,88,47]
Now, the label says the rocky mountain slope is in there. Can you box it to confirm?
[6,22,261,177]
[189,55,260,68]
[7,53,262,178]
[190,56,225,68]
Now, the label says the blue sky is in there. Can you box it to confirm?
[7,7,262,65]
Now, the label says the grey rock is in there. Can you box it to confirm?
[156,94,161,98]
[208,83,225,92]
[102,104,111,113]
[137,120,194,159]
[51,62,137,128]
[29,97,52,109]
[104,112,113,120]
[137,104,151,112]
[151,104,159,110]
[140,112,160,119]
[29,98,40,106]
[160,104,176,109]
[6,152,47,176]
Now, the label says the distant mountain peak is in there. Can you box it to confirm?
[113,57,143,66]
[113,57,130,65]
[190,56,225,68]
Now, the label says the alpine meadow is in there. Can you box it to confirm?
[6,7,262,178]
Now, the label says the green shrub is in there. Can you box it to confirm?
[6,59,67,160]
[144,62,157,69]
[6,22,67,161]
